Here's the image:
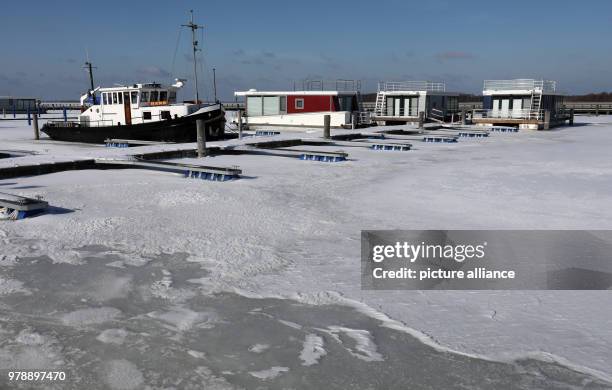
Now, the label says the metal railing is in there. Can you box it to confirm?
[483,79,556,93]
[294,79,361,92]
[378,81,446,92]
[472,109,544,120]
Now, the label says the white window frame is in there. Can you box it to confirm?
[295,98,304,110]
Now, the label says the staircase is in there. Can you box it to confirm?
[530,90,542,120]
[374,91,386,116]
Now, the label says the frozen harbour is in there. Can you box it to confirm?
[1,116,612,388]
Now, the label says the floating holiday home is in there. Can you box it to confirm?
[371,81,459,125]
[472,79,572,129]
[234,80,365,130]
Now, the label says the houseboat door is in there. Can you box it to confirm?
[123,92,132,125]
[512,98,523,118]
[500,99,510,117]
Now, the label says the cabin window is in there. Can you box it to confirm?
[159,91,167,102]
[161,111,171,120]
[112,93,118,105]
[131,91,138,105]
[169,91,177,103]
[143,111,152,120]
[280,96,287,113]
[141,91,149,103]
[102,93,108,105]
[295,98,304,110]
[118,92,123,104]
[150,91,159,102]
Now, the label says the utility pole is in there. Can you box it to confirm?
[182,10,202,104]
[213,68,217,103]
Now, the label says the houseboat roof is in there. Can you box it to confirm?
[234,90,357,97]
[98,82,180,93]
[483,79,558,95]
[376,81,457,96]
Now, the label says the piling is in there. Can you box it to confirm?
[543,111,551,130]
[461,111,466,125]
[63,108,67,123]
[238,110,243,139]
[2,108,5,118]
[418,112,425,129]
[351,113,357,130]
[569,109,574,126]
[33,114,39,140]
[596,104,599,116]
[27,108,31,125]
[197,119,207,157]
[323,114,331,139]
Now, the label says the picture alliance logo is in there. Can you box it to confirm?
[371,242,488,263]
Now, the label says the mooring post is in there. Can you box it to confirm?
[237,110,243,140]
[323,114,331,139]
[418,112,424,129]
[351,112,357,130]
[595,104,599,117]
[197,119,207,158]
[63,108,67,123]
[2,108,5,118]
[13,105,16,118]
[27,107,31,126]
[461,111,466,125]
[569,109,574,126]
[33,113,39,140]
[543,110,551,130]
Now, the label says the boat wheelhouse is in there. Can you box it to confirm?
[372,81,459,125]
[472,79,571,129]
[234,80,364,130]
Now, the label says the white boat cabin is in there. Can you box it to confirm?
[79,81,199,127]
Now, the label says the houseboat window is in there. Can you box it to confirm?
[280,96,287,113]
[112,93,118,105]
[295,98,304,110]
[131,91,138,105]
[247,96,263,117]
[159,91,168,102]
[118,92,123,105]
[141,91,149,103]
[103,93,108,105]
[143,111,152,120]
[161,111,171,120]
[169,91,177,103]
[150,91,159,102]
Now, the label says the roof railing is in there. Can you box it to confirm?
[294,79,361,92]
[378,81,446,92]
[483,79,556,93]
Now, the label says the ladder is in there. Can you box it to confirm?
[530,90,542,119]
[374,92,386,116]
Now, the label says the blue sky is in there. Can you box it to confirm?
[1,0,611,100]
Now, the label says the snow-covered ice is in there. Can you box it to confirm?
[2,115,612,388]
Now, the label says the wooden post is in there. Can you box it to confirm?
[237,110,243,139]
[418,112,424,129]
[596,104,599,116]
[543,110,551,130]
[27,107,31,125]
[569,109,574,126]
[33,113,39,140]
[63,108,67,122]
[461,111,466,125]
[351,112,357,130]
[2,108,5,118]
[323,114,331,139]
[197,119,206,157]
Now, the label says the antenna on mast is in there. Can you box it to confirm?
[83,48,97,93]
[182,10,202,104]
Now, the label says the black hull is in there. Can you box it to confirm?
[41,105,226,144]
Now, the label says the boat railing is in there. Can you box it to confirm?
[378,81,446,93]
[294,79,361,92]
[472,109,545,120]
[483,80,556,93]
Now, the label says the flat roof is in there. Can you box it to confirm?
[234,90,357,97]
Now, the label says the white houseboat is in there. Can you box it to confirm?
[372,81,459,125]
[472,79,571,129]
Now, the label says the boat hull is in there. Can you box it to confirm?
[41,104,226,144]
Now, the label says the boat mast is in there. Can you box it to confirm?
[182,10,201,104]
[83,61,96,93]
